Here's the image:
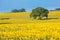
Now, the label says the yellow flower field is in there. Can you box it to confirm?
[0,10,60,40]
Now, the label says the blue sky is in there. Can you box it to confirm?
[0,0,60,12]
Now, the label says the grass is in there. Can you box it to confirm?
[0,11,60,40]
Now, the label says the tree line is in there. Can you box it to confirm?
[11,7,60,20]
[11,8,26,12]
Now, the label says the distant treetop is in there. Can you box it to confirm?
[55,8,60,10]
[11,8,26,12]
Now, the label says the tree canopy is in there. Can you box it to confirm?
[30,7,49,20]
[11,8,26,12]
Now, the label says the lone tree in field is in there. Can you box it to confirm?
[30,7,49,20]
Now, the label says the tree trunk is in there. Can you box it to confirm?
[46,15,48,20]
[39,15,42,20]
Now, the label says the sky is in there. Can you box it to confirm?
[0,0,60,12]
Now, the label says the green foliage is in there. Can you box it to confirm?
[30,7,49,20]
[19,8,26,12]
[11,9,19,12]
[39,37,44,40]
[55,8,60,10]
[11,8,26,12]
[46,35,50,40]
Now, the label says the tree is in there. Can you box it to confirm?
[30,7,49,20]
[11,8,26,12]
[55,8,60,10]
[11,9,19,12]
[19,8,26,12]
